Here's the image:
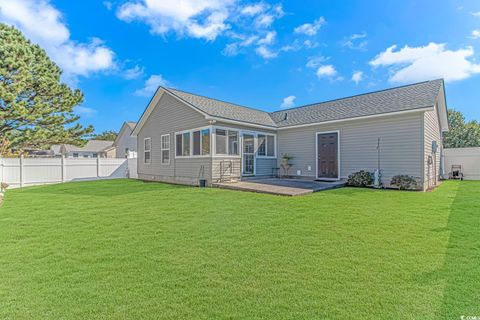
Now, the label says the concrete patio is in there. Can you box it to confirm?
[213,178,346,196]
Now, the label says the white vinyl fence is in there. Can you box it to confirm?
[0,156,135,189]
[444,147,480,180]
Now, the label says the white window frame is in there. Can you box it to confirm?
[174,126,212,158]
[256,133,276,158]
[212,125,277,159]
[161,134,170,165]
[315,130,340,181]
[212,126,241,158]
[144,137,151,165]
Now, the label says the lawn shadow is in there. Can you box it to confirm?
[15,179,193,197]
[437,182,480,319]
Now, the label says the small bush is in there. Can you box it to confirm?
[347,170,374,187]
[0,182,8,193]
[390,175,419,191]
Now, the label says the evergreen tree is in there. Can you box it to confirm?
[0,24,93,153]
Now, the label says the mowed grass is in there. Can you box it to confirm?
[0,179,478,319]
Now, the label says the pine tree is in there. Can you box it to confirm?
[0,23,93,153]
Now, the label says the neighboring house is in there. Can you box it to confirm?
[114,121,137,158]
[50,144,62,157]
[132,79,448,191]
[59,140,116,158]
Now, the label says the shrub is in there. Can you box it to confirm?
[0,182,8,193]
[347,170,374,187]
[390,175,419,191]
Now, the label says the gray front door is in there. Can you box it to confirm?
[242,134,255,175]
[317,132,339,179]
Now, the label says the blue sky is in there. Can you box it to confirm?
[1,0,480,133]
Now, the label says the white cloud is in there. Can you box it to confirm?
[280,95,296,108]
[255,46,277,59]
[257,31,276,45]
[470,30,480,39]
[117,0,234,41]
[241,3,266,16]
[316,65,337,78]
[75,106,97,118]
[281,39,318,52]
[135,74,169,96]
[0,0,116,82]
[124,65,145,80]
[255,14,274,28]
[294,17,326,36]
[472,11,480,17]
[370,42,480,83]
[351,71,364,84]
[306,56,328,69]
[342,31,368,51]
[222,34,259,56]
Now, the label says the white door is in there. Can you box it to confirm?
[242,133,255,175]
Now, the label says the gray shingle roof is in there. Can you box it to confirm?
[270,79,444,127]
[64,140,114,152]
[165,88,277,127]
[163,80,443,129]
[126,122,137,130]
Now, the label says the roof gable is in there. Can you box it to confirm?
[114,121,137,145]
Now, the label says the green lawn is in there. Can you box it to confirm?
[0,180,478,319]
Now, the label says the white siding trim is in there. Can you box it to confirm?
[160,134,170,165]
[174,126,213,159]
[315,130,341,181]
[143,137,151,165]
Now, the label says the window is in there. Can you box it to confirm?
[176,134,182,157]
[258,135,266,156]
[144,138,151,164]
[182,132,190,156]
[228,131,238,155]
[201,129,210,155]
[267,135,275,157]
[93,153,98,158]
[175,132,191,157]
[215,128,239,155]
[73,153,78,158]
[193,131,201,156]
[257,134,275,157]
[193,129,210,156]
[215,129,227,154]
[161,134,170,164]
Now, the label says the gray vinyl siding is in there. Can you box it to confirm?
[423,102,442,190]
[256,158,278,176]
[212,157,241,180]
[115,126,137,158]
[137,92,211,184]
[277,113,424,187]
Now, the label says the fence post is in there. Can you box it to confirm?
[96,157,100,178]
[19,154,24,188]
[0,157,3,183]
[61,155,66,183]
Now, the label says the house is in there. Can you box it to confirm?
[114,121,137,158]
[132,79,448,191]
[58,140,116,158]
